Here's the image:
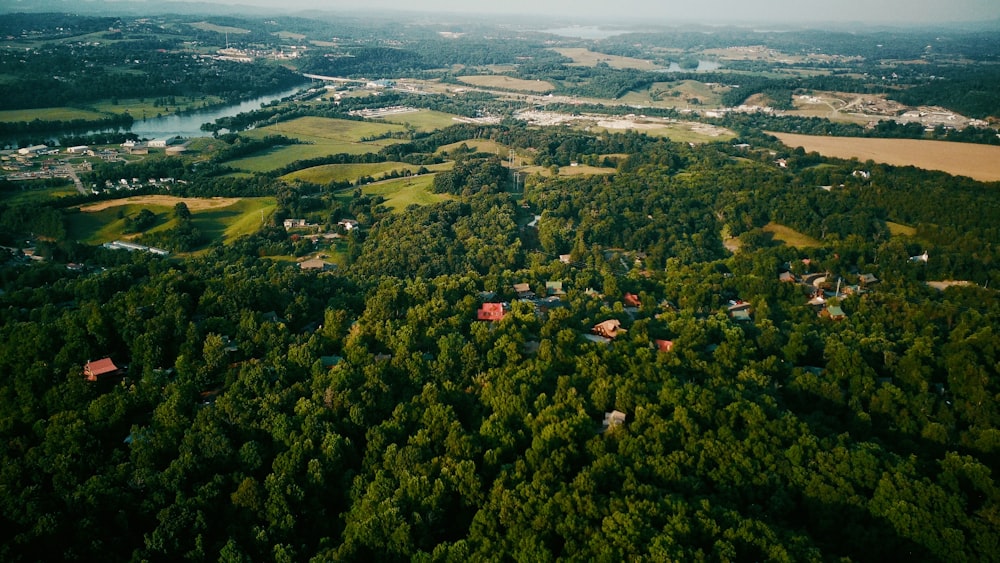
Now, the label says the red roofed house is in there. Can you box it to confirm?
[84,357,121,382]
[624,293,641,307]
[477,302,506,322]
[654,339,674,353]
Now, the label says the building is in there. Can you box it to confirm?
[603,410,626,431]
[513,283,534,299]
[148,136,183,148]
[17,145,48,156]
[66,145,90,154]
[654,339,674,353]
[820,304,847,320]
[84,357,121,382]
[593,319,626,339]
[284,218,308,229]
[477,302,506,322]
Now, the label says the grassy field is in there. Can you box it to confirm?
[335,175,451,212]
[553,48,661,70]
[887,221,918,237]
[190,22,251,34]
[0,183,79,204]
[763,222,823,248]
[0,107,112,123]
[273,31,306,40]
[588,120,735,144]
[284,162,453,184]
[372,109,461,132]
[457,75,555,93]
[436,139,509,158]
[70,196,275,245]
[230,117,409,172]
[89,95,226,118]
[770,132,1000,182]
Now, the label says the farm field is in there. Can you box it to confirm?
[71,196,275,245]
[457,75,555,93]
[770,132,1000,182]
[619,80,727,109]
[189,22,251,34]
[436,140,509,158]
[283,161,453,184]
[763,222,823,248]
[89,95,226,117]
[337,174,451,212]
[231,117,409,172]
[0,107,111,123]
[553,48,662,70]
[371,109,462,132]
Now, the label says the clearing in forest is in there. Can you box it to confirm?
[770,132,1000,182]
[457,75,555,93]
[0,107,111,123]
[370,109,461,132]
[190,22,251,34]
[283,162,453,185]
[335,175,451,212]
[553,48,662,70]
[763,222,823,248]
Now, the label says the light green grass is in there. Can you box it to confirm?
[68,197,276,245]
[619,80,726,109]
[436,139,509,158]
[0,107,111,123]
[283,161,453,184]
[335,175,451,212]
[89,95,226,118]
[230,117,409,172]
[887,221,917,237]
[190,22,251,34]
[372,109,461,132]
[763,222,823,248]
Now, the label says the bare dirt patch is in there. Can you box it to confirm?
[770,133,1000,182]
[79,196,243,213]
[457,75,555,93]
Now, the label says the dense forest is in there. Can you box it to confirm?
[2,9,1000,562]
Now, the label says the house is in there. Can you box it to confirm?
[654,339,674,353]
[779,271,797,283]
[84,357,121,382]
[477,302,506,322]
[593,319,626,339]
[559,254,572,264]
[66,145,89,154]
[910,251,929,264]
[859,273,879,286]
[546,281,565,296]
[299,258,333,271]
[513,283,534,299]
[623,293,641,308]
[338,219,359,231]
[820,304,847,320]
[728,301,752,322]
[283,218,307,229]
[603,410,626,430]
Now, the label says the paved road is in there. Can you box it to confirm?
[62,164,87,195]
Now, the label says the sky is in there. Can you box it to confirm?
[186,0,1000,25]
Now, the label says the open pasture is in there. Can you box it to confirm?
[372,109,462,132]
[457,75,555,93]
[0,107,111,123]
[190,22,251,34]
[763,222,823,248]
[553,48,661,70]
[771,132,1000,182]
[230,117,408,172]
[72,196,275,245]
[336,175,451,212]
[284,161,452,184]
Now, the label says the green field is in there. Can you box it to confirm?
[0,183,79,204]
[372,109,461,132]
[763,222,823,248]
[89,95,226,118]
[618,80,727,109]
[68,197,276,246]
[336,175,451,212]
[436,139,509,158]
[0,107,111,123]
[887,221,918,237]
[284,161,453,184]
[231,117,409,172]
[190,22,251,34]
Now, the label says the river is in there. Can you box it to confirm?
[127,85,306,139]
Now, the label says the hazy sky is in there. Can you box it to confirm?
[191,0,1000,25]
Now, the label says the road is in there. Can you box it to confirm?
[62,164,87,195]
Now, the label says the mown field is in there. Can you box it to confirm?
[457,75,555,93]
[89,95,226,118]
[770,132,1000,182]
[70,196,276,245]
[230,117,408,172]
[553,48,661,70]
[335,174,451,212]
[619,80,727,109]
[436,140,510,158]
[371,109,461,132]
[283,161,453,185]
[763,222,823,248]
[0,107,111,123]
[189,22,251,34]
